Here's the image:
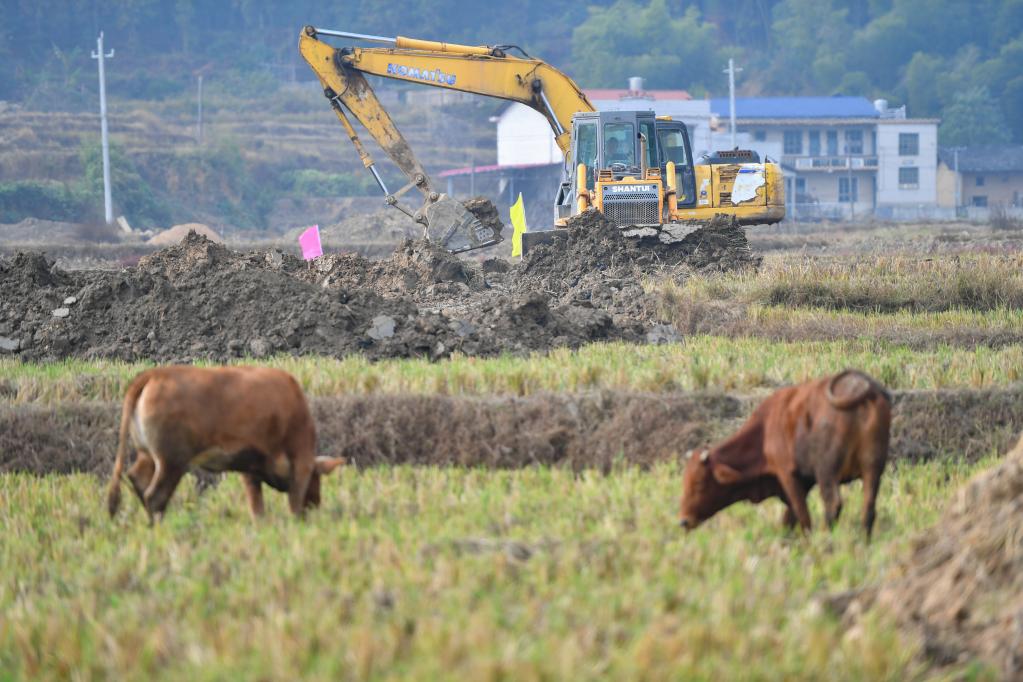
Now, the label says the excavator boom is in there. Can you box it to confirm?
[299,25,784,254]
[299,25,595,252]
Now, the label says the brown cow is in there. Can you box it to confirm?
[679,369,891,538]
[107,365,344,523]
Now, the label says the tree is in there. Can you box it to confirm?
[571,0,719,91]
[939,87,1012,147]
[767,0,852,93]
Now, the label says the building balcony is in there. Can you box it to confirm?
[787,155,879,171]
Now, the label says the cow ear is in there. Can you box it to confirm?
[711,461,744,484]
[315,456,345,475]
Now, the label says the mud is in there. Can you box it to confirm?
[0,210,756,362]
[837,432,1023,678]
[3,388,1018,477]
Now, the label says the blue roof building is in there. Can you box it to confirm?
[707,96,939,220]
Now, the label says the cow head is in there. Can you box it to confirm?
[304,456,346,508]
[679,448,744,530]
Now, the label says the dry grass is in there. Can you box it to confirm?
[0,459,995,680]
[4,340,1023,406]
[655,253,1023,348]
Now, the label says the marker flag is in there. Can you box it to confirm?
[298,224,323,260]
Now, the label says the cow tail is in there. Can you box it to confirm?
[827,369,890,410]
[107,371,152,517]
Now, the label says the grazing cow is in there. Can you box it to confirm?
[679,369,891,538]
[107,366,344,523]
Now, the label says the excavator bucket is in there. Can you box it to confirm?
[424,195,503,253]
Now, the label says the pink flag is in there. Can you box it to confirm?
[298,225,322,260]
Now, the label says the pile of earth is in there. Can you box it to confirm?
[835,433,1023,677]
[0,210,757,362]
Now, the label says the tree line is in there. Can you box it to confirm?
[2,0,1021,144]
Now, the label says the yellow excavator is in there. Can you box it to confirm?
[299,25,785,253]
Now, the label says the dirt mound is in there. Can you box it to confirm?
[147,223,222,246]
[1,209,758,362]
[305,238,484,299]
[841,433,1023,676]
[518,210,758,297]
[310,209,420,245]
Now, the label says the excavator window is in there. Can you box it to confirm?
[574,121,598,190]
[603,123,636,166]
[657,129,689,167]
[658,128,691,204]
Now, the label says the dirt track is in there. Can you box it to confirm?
[0,211,757,362]
[4,387,1020,476]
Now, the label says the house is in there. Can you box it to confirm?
[709,96,940,220]
[937,146,1023,213]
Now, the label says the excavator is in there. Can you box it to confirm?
[299,25,785,254]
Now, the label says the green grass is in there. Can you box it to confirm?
[3,339,1023,406]
[0,459,994,681]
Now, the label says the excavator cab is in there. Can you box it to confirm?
[557,110,688,227]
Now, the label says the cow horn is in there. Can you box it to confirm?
[699,450,710,463]
[684,449,693,461]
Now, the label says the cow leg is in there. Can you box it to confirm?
[304,472,322,510]
[818,476,843,530]
[861,465,883,541]
[142,456,187,525]
[780,504,797,529]
[127,450,155,509]
[242,474,265,519]
[776,472,812,532]
[287,456,314,518]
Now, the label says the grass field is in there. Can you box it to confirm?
[0,459,994,681]
[3,337,1023,406]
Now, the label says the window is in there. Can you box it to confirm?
[795,177,806,200]
[898,133,919,156]
[972,196,988,207]
[602,122,635,166]
[826,130,838,155]
[574,121,597,189]
[839,177,858,203]
[753,130,766,141]
[844,130,863,155]
[808,131,821,156]
[656,129,689,166]
[657,127,690,203]
[976,175,985,187]
[783,130,803,154]
[898,166,919,189]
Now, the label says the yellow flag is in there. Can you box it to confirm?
[510,192,528,258]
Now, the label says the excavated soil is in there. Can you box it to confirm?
[4,388,1019,476]
[836,433,1023,678]
[0,210,757,362]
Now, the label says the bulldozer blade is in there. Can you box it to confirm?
[424,195,503,253]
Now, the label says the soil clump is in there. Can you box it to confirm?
[0,210,757,362]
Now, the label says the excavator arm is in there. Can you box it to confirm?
[299,26,595,252]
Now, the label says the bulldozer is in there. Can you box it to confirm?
[299,25,785,254]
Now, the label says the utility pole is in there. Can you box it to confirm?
[91,32,115,224]
[723,58,742,149]
[196,74,204,144]
[953,147,961,214]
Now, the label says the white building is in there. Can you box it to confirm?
[494,79,707,166]
[709,96,940,220]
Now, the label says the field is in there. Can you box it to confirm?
[3,218,1023,679]
[0,459,993,681]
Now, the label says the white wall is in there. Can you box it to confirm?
[496,104,562,166]
[875,121,937,205]
[495,98,714,166]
